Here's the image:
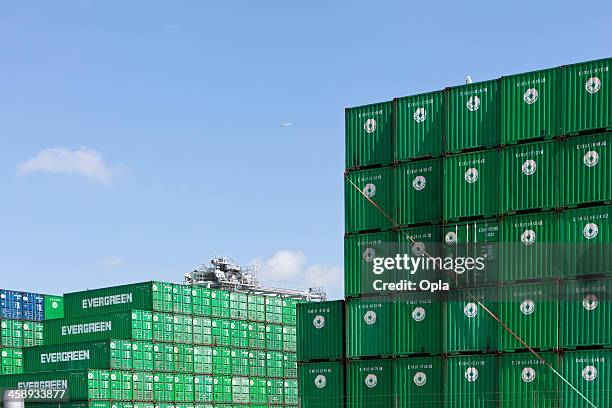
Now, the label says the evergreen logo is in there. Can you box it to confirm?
[313,315,325,329]
[466,95,481,112]
[464,168,479,183]
[413,175,426,191]
[364,310,377,325]
[363,183,376,198]
[523,88,539,104]
[583,295,598,311]
[413,108,426,123]
[583,223,599,240]
[465,367,479,382]
[583,151,599,167]
[365,374,378,388]
[412,307,426,322]
[363,247,376,262]
[521,229,536,246]
[445,231,458,244]
[464,303,478,318]
[412,242,426,256]
[582,366,598,382]
[521,159,537,176]
[585,77,601,94]
[520,299,535,315]
[414,372,427,386]
[314,375,327,388]
[52,301,59,309]
[364,118,377,134]
[522,367,536,383]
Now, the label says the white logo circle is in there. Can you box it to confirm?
[363,183,376,198]
[522,367,536,383]
[412,307,426,322]
[524,88,539,104]
[314,375,327,389]
[414,108,426,123]
[445,232,458,244]
[520,299,535,315]
[412,242,426,257]
[52,301,59,309]
[582,366,598,382]
[364,310,377,325]
[363,247,376,263]
[521,160,537,176]
[521,230,536,246]
[313,315,325,329]
[464,303,478,318]
[413,372,427,387]
[584,223,599,240]
[465,367,479,382]
[583,295,598,311]
[413,176,426,191]
[465,168,479,183]
[364,119,377,134]
[584,151,599,167]
[467,96,481,112]
[365,374,378,388]
[586,77,601,94]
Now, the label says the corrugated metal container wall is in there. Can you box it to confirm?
[562,58,611,134]
[502,141,559,212]
[561,350,611,408]
[560,278,612,348]
[345,166,394,234]
[444,287,499,353]
[347,359,394,408]
[397,225,443,282]
[501,212,560,282]
[395,91,444,161]
[395,158,443,226]
[43,295,64,320]
[443,150,500,220]
[498,282,559,351]
[394,292,442,356]
[0,348,22,374]
[446,79,500,152]
[23,340,118,372]
[0,369,111,400]
[296,301,344,361]
[345,102,393,169]
[22,321,44,347]
[560,132,611,206]
[501,68,560,143]
[498,352,559,408]
[394,356,442,408]
[560,205,612,277]
[1,290,23,320]
[344,231,395,297]
[346,297,393,358]
[445,354,498,408]
[298,361,344,408]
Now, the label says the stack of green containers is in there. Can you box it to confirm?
[336,57,611,407]
[0,281,305,408]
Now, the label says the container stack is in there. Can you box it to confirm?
[0,281,303,408]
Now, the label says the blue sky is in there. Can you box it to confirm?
[0,1,610,299]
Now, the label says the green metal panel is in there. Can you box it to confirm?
[502,140,559,212]
[230,349,249,376]
[443,150,501,220]
[172,284,193,315]
[265,297,283,324]
[498,282,559,351]
[562,58,612,134]
[249,377,267,404]
[175,373,194,402]
[499,352,559,408]
[231,376,249,404]
[230,321,248,349]
[194,375,214,403]
[347,359,394,408]
[152,312,174,343]
[211,290,230,319]
[211,319,231,347]
[175,343,195,372]
[346,296,393,358]
[229,292,248,320]
[345,166,394,234]
[266,351,284,378]
[247,294,266,322]
[192,286,211,316]
[501,68,560,143]
[395,158,443,226]
[501,212,560,282]
[560,132,612,206]
[395,356,443,408]
[265,324,283,352]
[445,354,498,408]
[282,325,296,352]
[213,376,232,403]
[249,350,267,377]
[561,350,612,408]
[22,321,44,347]
[397,225,443,283]
[212,347,232,376]
[173,314,193,344]
[444,287,499,353]
[43,295,64,320]
[248,322,266,350]
[297,300,344,362]
[267,378,285,405]
[284,379,298,405]
[131,341,154,372]
[1,320,23,348]
[153,373,174,402]
[394,292,442,356]
[346,101,393,169]
[1,348,23,374]
[560,278,612,348]
[132,371,154,401]
[395,91,444,161]
[298,361,344,408]
[194,345,213,374]
[110,370,133,401]
[153,343,174,372]
[344,231,395,297]
[193,316,212,345]
[282,298,298,325]
[446,79,500,152]
[283,353,297,378]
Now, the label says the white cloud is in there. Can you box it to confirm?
[18,147,121,183]
[251,250,343,299]
[103,256,125,269]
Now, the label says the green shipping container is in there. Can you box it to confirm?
[193,345,213,374]
[23,321,44,347]
[175,344,195,372]
[297,301,344,362]
[445,354,498,408]
[110,370,133,401]
[266,351,284,378]
[247,294,266,322]
[248,322,266,350]
[397,225,443,282]
[266,324,283,351]
[1,319,23,348]
[561,58,612,134]
[230,293,248,320]
[395,158,443,226]
[212,347,232,376]
[153,343,174,372]
[174,373,194,402]
[282,298,298,325]
[560,132,612,206]
[394,292,442,356]
[344,231,395,297]
[345,166,394,234]
[1,348,23,374]
[211,290,230,319]
[249,377,267,404]
[230,321,248,349]
[249,350,267,377]
[193,316,212,345]
[501,67,560,143]
[132,371,154,401]
[284,379,298,405]
[132,341,154,372]
[446,79,500,152]
[346,297,393,358]
[211,319,231,347]
[284,353,297,378]
[152,312,174,343]
[561,350,611,408]
[443,150,500,220]
[172,284,193,315]
[347,359,393,408]
[192,286,211,317]
[265,296,283,324]
[194,375,214,402]
[298,361,344,408]
[395,91,444,161]
[231,376,249,404]
[267,378,284,405]
[173,314,193,344]
[43,295,64,320]
[502,140,559,212]
[231,349,249,376]
[153,372,174,402]
[213,376,232,403]
[282,325,296,352]
[346,102,393,169]
[499,352,559,408]
[394,356,443,408]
